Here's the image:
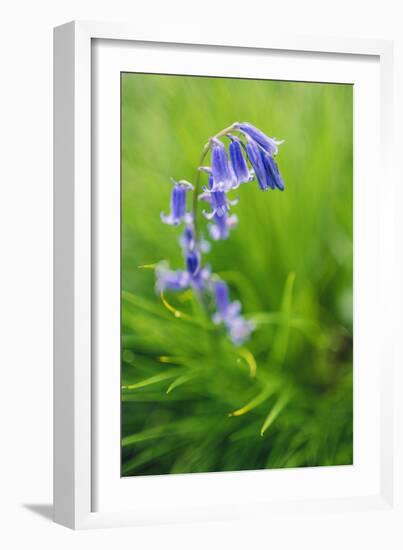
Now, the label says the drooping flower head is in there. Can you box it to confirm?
[161,179,194,225]
[156,121,285,347]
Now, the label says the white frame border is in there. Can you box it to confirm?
[54,20,399,530]
[93,37,382,515]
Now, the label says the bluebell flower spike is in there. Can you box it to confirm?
[157,121,284,346]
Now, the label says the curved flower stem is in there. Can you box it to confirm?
[192,143,210,236]
[192,122,239,238]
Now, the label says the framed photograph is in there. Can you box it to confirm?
[54,21,400,532]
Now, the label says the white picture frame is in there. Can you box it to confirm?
[54,20,401,532]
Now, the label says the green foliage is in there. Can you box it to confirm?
[121,73,353,476]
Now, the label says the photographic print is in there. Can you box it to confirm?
[121,73,353,477]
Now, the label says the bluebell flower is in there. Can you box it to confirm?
[244,138,284,192]
[161,179,194,225]
[199,175,238,220]
[190,265,212,291]
[210,138,236,191]
[212,280,255,345]
[227,316,256,346]
[185,247,211,292]
[213,280,241,324]
[245,138,272,191]
[229,137,251,185]
[156,260,211,293]
[155,262,190,291]
[185,249,200,275]
[262,153,284,191]
[180,222,211,254]
[234,122,284,156]
[180,223,196,251]
[264,155,284,191]
[156,228,209,292]
[208,212,238,241]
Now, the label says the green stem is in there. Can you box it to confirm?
[192,143,210,236]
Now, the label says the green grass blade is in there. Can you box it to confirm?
[166,372,198,394]
[249,311,286,326]
[271,272,296,365]
[122,427,167,447]
[229,385,275,417]
[236,347,257,377]
[260,391,291,436]
[122,369,181,391]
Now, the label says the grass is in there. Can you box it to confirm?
[121,73,353,476]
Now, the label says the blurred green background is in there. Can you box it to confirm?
[121,73,353,476]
